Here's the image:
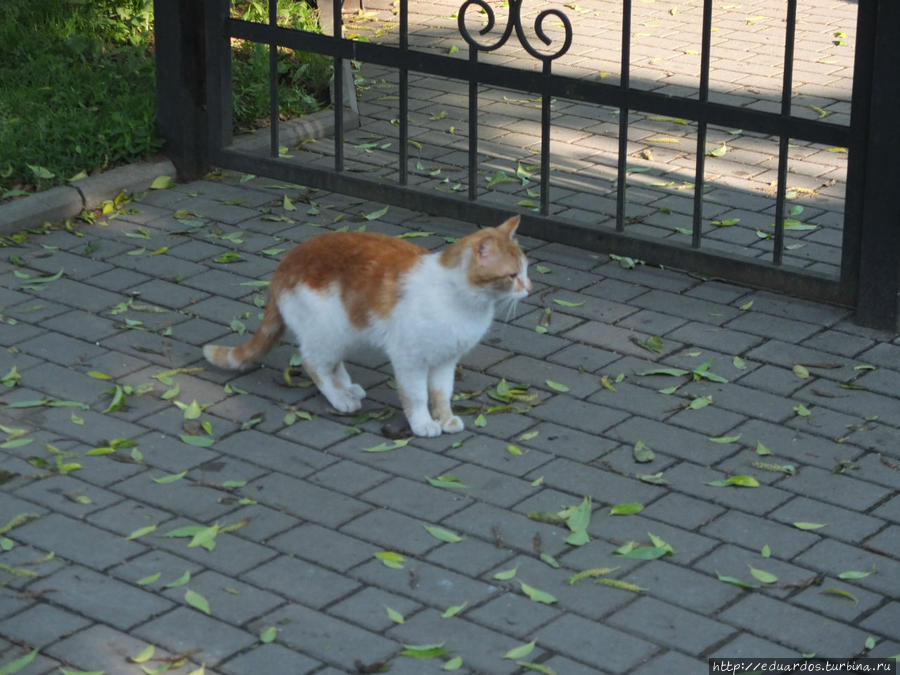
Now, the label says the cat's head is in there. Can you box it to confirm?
[441,216,531,302]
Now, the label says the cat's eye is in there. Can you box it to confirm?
[508,272,518,279]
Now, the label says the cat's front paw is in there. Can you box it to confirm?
[440,415,464,433]
[410,417,442,438]
[326,389,364,413]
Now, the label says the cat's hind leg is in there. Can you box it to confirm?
[392,361,442,437]
[428,361,464,433]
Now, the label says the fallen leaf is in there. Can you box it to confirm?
[793,522,827,531]
[424,524,463,543]
[504,640,536,660]
[596,578,647,593]
[493,566,518,580]
[748,565,778,584]
[185,588,211,615]
[259,626,277,643]
[519,580,557,604]
[385,606,405,624]
[820,588,858,605]
[374,551,405,569]
[442,601,468,618]
[545,380,570,393]
[610,503,644,516]
[129,645,155,664]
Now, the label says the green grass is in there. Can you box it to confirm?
[0,0,331,200]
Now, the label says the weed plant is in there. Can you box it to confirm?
[0,0,330,200]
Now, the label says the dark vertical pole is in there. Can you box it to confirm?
[155,0,220,180]
[468,49,478,202]
[540,60,551,216]
[691,0,713,249]
[269,0,279,157]
[773,0,798,266]
[333,0,344,172]
[203,0,233,163]
[399,0,409,185]
[854,0,900,329]
[615,0,631,232]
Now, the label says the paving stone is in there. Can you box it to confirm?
[539,613,658,674]
[161,569,283,624]
[327,586,423,633]
[0,603,91,649]
[13,513,145,570]
[790,575,884,624]
[245,471,370,526]
[43,624,171,674]
[709,631,799,658]
[32,565,173,629]
[631,650,709,675]
[134,606,258,666]
[700,509,820,560]
[609,596,736,654]
[111,471,241,523]
[768,496,885,545]
[109,548,203,588]
[339,506,447,557]
[536,456,667,508]
[661,462,794,516]
[641,492,726,531]
[625,559,743,615]
[324,432,459,483]
[256,602,399,671]
[530,394,631,435]
[778,463,892,512]
[424,535,516,578]
[863,524,900,559]
[720,593,870,655]
[516,421,618,463]
[268,522,374,572]
[443,501,571,558]
[220,643,322,675]
[604,416,737,466]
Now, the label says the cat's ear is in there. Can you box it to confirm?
[497,215,521,239]
[475,236,499,263]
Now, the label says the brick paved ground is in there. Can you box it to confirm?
[1,1,898,674]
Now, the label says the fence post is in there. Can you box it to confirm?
[854,0,900,330]
[153,0,212,181]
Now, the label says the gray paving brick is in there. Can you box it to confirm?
[0,603,91,649]
[13,513,144,569]
[626,559,743,615]
[324,432,459,483]
[779,463,892,512]
[535,456,667,508]
[339,507,447,557]
[791,575,885,625]
[530,394,631,435]
[609,596,736,654]
[539,613,658,674]
[327,586,423,633]
[424,535,515,578]
[864,524,900,559]
[220,643,322,675]
[148,521,278,577]
[134,606,258,666]
[662,462,794,516]
[769,496,885,545]
[720,593,870,655]
[605,416,738,466]
[861,602,900,638]
[245,471,370,526]
[641,492,726,531]
[632,650,708,675]
[256,602,399,671]
[709,632,799,658]
[111,472,240,523]
[109,548,203,589]
[43,624,172,674]
[33,564,173,629]
[701,509,820,560]
[268,522,374,572]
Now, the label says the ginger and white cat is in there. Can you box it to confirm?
[203,215,531,437]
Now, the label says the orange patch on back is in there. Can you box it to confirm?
[272,231,425,328]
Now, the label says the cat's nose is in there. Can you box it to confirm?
[522,276,533,293]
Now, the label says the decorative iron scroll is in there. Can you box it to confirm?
[457,0,573,64]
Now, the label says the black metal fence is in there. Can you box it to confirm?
[154,0,899,329]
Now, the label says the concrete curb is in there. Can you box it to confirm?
[0,107,356,236]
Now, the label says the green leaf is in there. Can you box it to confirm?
[610,502,644,516]
[493,566,518,581]
[820,588,858,605]
[793,403,811,417]
[374,551,405,569]
[126,524,157,540]
[259,626,277,643]
[689,396,713,410]
[552,299,585,308]
[362,205,389,221]
[185,588,211,614]
[540,552,560,568]
[443,656,463,671]
[426,475,469,489]
[150,175,175,189]
[568,567,620,584]
[164,570,191,588]
[441,601,468,618]
[399,643,449,659]
[715,570,757,589]
[755,441,773,456]
[793,364,810,379]
[473,413,487,428]
[837,565,875,580]
[793,522,826,531]
[636,471,669,485]
[519,580,557,604]
[632,440,655,463]
[596,578,648,593]
[385,606,405,624]
[136,572,162,586]
[761,544,771,558]
[709,434,742,444]
[0,650,37,675]
[188,523,220,550]
[363,438,410,452]
[179,434,214,447]
[640,367,690,378]
[424,524,463,543]
[130,645,155,664]
[707,142,727,157]
[504,640,536,660]
[865,636,876,650]
[748,565,778,584]
[153,471,187,484]
[545,380,570,393]
[733,356,747,370]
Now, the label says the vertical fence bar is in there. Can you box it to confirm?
[540,61,551,216]
[399,0,409,185]
[691,0,714,249]
[468,48,478,202]
[615,0,632,232]
[333,0,344,172]
[773,0,798,266]
[268,0,279,158]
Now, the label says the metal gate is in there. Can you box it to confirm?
[154,0,900,328]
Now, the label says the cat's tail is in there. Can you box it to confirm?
[202,300,285,370]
